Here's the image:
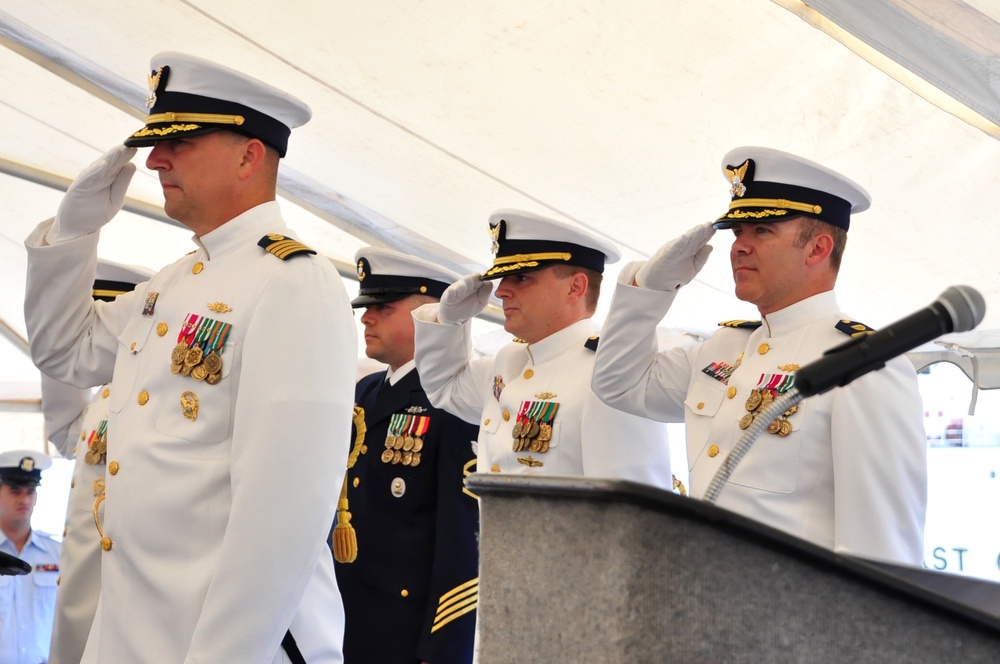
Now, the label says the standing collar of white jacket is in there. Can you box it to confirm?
[760,290,840,338]
[191,200,285,261]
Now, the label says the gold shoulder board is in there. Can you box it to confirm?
[718,319,762,329]
[257,233,317,260]
[835,319,876,338]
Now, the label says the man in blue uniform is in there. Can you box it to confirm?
[333,247,479,664]
[0,449,60,664]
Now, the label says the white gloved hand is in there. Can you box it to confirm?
[634,222,716,291]
[50,145,137,241]
[438,273,493,325]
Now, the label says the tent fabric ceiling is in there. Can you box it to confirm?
[2,0,1000,452]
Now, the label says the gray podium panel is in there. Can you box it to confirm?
[469,475,1000,663]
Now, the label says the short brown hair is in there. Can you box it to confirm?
[549,264,603,313]
[795,216,847,274]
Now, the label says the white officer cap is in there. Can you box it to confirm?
[713,146,871,231]
[353,247,462,308]
[481,208,621,280]
[0,450,52,488]
[124,51,312,157]
[94,258,154,301]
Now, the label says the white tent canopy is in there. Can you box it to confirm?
[3,0,1000,454]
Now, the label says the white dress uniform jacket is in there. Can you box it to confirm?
[40,378,108,664]
[25,202,355,664]
[413,311,672,488]
[593,285,927,565]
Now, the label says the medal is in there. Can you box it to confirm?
[202,349,223,375]
[410,452,421,468]
[184,345,204,367]
[171,343,189,365]
[766,419,782,435]
[739,413,754,430]
[381,449,395,463]
[206,372,222,385]
[192,363,209,381]
[778,419,793,437]
[745,390,762,412]
[410,416,429,453]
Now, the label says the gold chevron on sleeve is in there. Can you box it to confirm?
[431,578,479,633]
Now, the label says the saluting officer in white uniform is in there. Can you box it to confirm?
[412,209,672,488]
[592,147,927,565]
[39,260,151,664]
[24,52,356,663]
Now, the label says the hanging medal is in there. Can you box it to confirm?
[172,314,200,374]
[512,401,532,451]
[203,319,231,385]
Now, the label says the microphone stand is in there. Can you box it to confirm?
[703,387,804,505]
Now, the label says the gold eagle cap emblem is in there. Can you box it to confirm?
[357,259,366,281]
[488,221,502,255]
[146,66,166,110]
[725,159,751,198]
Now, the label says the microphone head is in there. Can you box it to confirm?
[938,285,986,333]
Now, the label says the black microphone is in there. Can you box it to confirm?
[793,285,986,397]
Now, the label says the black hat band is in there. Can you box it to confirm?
[483,238,606,279]
[716,180,852,231]
[125,91,292,157]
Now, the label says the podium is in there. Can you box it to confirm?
[468,475,1000,663]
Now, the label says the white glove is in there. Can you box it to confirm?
[634,222,716,291]
[50,145,137,241]
[438,273,493,325]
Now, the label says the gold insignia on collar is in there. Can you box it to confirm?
[535,392,556,400]
[207,302,233,313]
[725,159,750,198]
[778,364,800,372]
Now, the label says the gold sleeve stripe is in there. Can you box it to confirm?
[432,581,479,633]
[431,596,477,633]
[439,577,479,602]
[461,458,478,500]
